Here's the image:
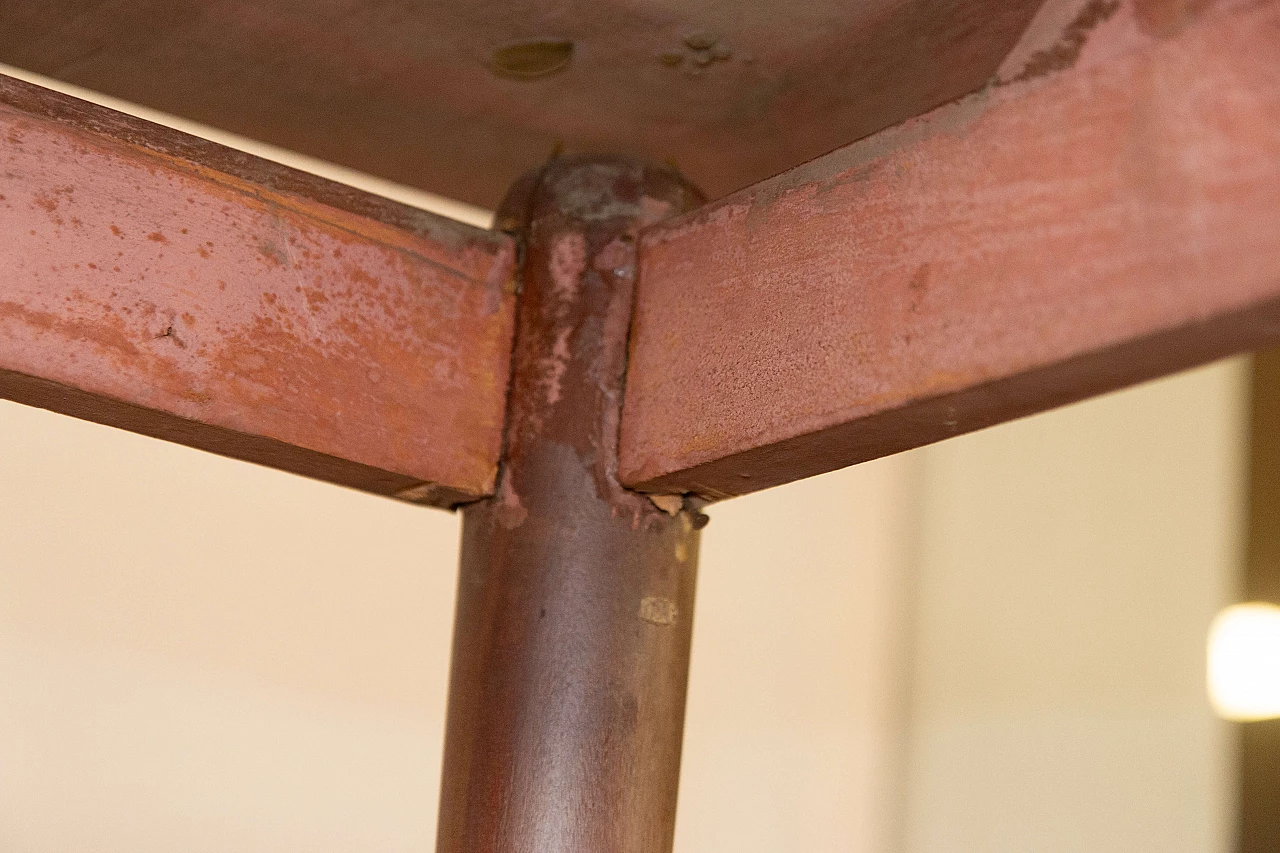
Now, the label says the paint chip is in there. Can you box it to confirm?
[649,494,683,515]
[640,596,678,625]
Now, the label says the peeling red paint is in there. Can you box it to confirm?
[0,76,517,506]
[440,156,705,853]
[619,0,1280,500]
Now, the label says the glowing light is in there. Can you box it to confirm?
[1207,602,1280,721]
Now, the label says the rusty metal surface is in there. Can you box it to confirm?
[440,158,705,853]
[0,73,517,506]
[0,0,1043,208]
[619,0,1280,500]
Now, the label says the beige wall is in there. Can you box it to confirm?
[677,455,919,853]
[0,403,460,850]
[904,359,1246,853]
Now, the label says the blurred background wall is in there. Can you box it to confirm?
[0,69,1249,853]
[0,348,1246,853]
[901,359,1244,853]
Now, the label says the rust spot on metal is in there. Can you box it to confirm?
[258,239,288,265]
[156,323,187,348]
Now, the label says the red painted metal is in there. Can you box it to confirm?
[0,74,517,506]
[440,157,705,853]
[0,0,1042,208]
[619,0,1280,500]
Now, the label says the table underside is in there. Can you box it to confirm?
[0,0,1043,207]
